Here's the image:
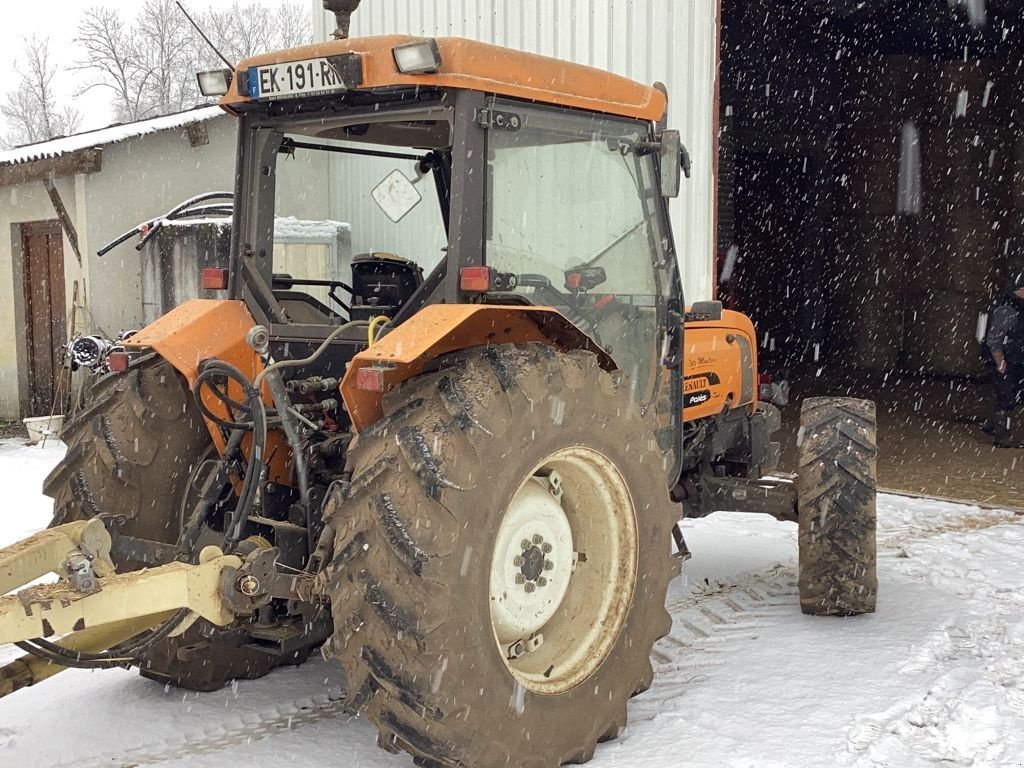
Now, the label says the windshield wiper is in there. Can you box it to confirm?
[583,220,647,268]
[279,137,427,163]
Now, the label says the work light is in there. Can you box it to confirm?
[197,68,234,97]
[393,39,442,74]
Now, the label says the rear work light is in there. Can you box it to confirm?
[202,268,229,290]
[393,39,442,74]
[197,68,234,97]
[459,266,493,293]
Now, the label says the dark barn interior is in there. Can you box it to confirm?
[718,1,1024,506]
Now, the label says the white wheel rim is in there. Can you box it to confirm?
[488,446,638,695]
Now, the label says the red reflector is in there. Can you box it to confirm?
[459,266,492,293]
[107,351,130,373]
[355,367,386,392]
[202,267,229,290]
[565,272,582,290]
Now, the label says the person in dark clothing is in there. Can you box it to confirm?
[985,271,1024,448]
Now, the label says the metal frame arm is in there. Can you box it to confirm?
[0,522,243,646]
[0,519,114,596]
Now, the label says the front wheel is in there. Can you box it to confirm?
[797,396,878,616]
[323,344,678,767]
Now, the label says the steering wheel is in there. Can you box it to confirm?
[516,273,612,342]
[271,274,353,314]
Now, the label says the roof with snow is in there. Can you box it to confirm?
[0,106,225,168]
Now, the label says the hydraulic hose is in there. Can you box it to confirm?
[248,321,365,559]
[253,321,367,388]
[367,315,390,347]
[191,359,268,552]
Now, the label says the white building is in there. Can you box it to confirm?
[0,108,236,418]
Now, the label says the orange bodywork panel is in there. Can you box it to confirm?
[124,300,292,485]
[682,310,759,422]
[341,304,612,432]
[221,35,666,122]
[125,300,258,387]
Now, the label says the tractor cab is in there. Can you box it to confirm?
[204,36,684,440]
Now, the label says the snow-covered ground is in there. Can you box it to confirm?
[1,438,1023,768]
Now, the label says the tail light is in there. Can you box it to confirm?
[459,266,493,293]
[107,351,130,373]
[202,268,229,290]
[355,367,386,392]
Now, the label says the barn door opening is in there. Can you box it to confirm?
[20,220,66,417]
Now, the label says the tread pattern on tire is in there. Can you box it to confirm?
[323,344,678,768]
[42,356,311,691]
[797,396,878,616]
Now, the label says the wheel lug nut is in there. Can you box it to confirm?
[537,577,547,587]
[541,543,552,554]
[524,582,536,593]
[515,574,525,584]
[532,534,543,545]
[513,555,524,567]
[544,560,554,571]
[521,539,531,550]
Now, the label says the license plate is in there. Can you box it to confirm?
[248,57,349,100]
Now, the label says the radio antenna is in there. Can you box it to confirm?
[175,1,235,70]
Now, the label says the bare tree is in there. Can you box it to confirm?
[1,35,82,148]
[75,1,313,124]
[137,0,197,116]
[76,7,151,122]
[77,1,196,121]
[190,2,313,69]
[272,3,314,51]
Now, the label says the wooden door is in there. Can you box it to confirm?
[20,221,66,416]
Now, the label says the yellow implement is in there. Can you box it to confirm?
[0,519,246,697]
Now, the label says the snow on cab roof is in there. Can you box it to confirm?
[0,106,224,168]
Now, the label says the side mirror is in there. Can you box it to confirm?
[659,130,690,198]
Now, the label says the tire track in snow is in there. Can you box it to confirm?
[841,614,1024,768]
[75,511,1024,766]
[878,507,1021,551]
[840,522,1024,767]
[630,566,800,724]
[78,687,351,768]
[630,510,1024,738]
[78,568,805,767]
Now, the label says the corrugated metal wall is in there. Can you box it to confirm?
[312,0,718,302]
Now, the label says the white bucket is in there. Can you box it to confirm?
[23,415,65,444]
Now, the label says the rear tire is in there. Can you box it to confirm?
[796,397,878,616]
[324,344,678,767]
[43,355,310,691]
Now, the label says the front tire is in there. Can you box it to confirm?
[324,344,678,767]
[797,396,878,616]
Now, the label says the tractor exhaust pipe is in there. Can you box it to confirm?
[323,0,362,40]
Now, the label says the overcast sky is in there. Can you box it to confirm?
[2,1,308,134]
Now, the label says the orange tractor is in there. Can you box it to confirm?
[0,10,877,767]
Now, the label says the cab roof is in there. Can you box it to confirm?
[221,35,666,122]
